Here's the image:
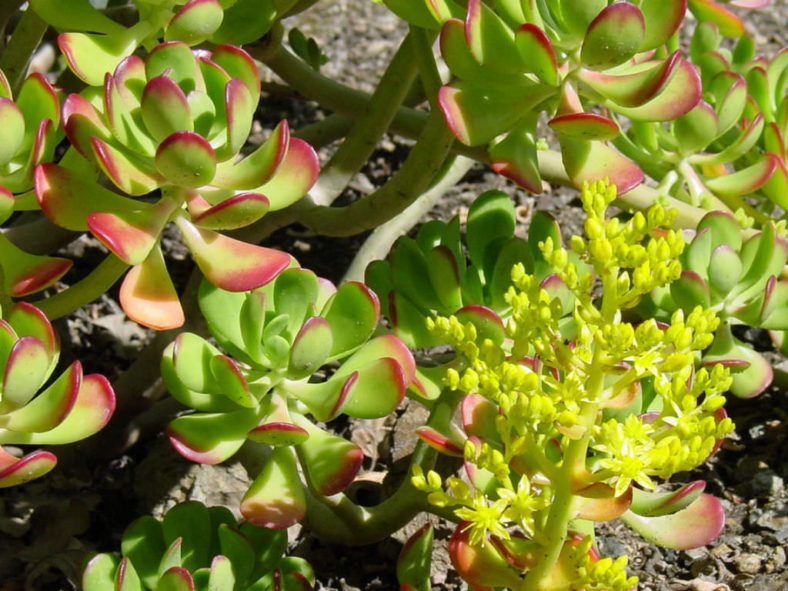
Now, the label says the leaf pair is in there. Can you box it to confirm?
[0,303,115,487]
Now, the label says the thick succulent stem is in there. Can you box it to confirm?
[310,29,422,206]
[295,108,455,236]
[342,155,474,282]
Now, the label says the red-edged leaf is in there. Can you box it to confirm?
[35,163,138,231]
[88,198,176,265]
[705,153,778,196]
[575,483,633,521]
[212,120,288,190]
[190,192,270,230]
[0,98,24,165]
[167,408,259,464]
[21,373,115,445]
[288,316,333,379]
[515,24,558,85]
[90,137,164,195]
[7,303,57,358]
[1,336,51,411]
[210,44,261,98]
[0,448,57,487]
[489,120,542,192]
[175,216,291,291]
[461,393,500,443]
[62,93,112,159]
[155,131,216,188]
[0,234,72,297]
[449,524,522,588]
[549,113,619,141]
[581,2,645,70]
[295,417,363,496]
[438,82,552,145]
[622,492,725,549]
[688,0,745,37]
[119,245,185,330]
[223,78,254,157]
[241,446,305,528]
[254,138,320,211]
[558,137,644,194]
[612,58,702,121]
[415,426,464,456]
[16,73,60,150]
[1,361,80,433]
[578,52,682,108]
[639,0,686,50]
[165,0,224,46]
[57,31,137,86]
[320,282,380,358]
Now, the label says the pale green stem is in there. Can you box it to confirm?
[0,6,47,94]
[310,29,421,207]
[300,439,441,545]
[293,114,354,149]
[522,270,617,590]
[249,33,427,140]
[33,254,130,320]
[342,155,474,283]
[292,108,455,236]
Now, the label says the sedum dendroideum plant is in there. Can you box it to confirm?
[35,40,318,329]
[410,180,733,590]
[2,0,787,589]
[82,501,314,591]
[161,266,416,528]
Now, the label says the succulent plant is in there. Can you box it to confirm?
[409,179,733,590]
[36,41,319,329]
[641,210,788,398]
[365,189,584,401]
[0,69,71,298]
[687,0,770,39]
[161,267,416,528]
[385,0,702,194]
[82,500,314,591]
[0,302,115,487]
[31,0,310,85]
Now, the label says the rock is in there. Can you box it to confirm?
[751,471,784,498]
[733,553,762,575]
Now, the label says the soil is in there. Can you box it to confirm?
[2,2,788,591]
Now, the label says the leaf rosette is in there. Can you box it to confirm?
[36,42,319,329]
[82,500,314,591]
[161,268,416,528]
[0,302,115,487]
[390,0,701,193]
[366,189,582,400]
[643,210,788,398]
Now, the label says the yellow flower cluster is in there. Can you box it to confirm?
[416,179,734,580]
[567,536,639,591]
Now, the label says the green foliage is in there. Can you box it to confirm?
[81,501,315,591]
[162,268,416,527]
[411,180,733,590]
[0,302,115,487]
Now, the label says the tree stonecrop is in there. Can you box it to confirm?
[411,180,734,590]
[3,0,788,588]
[34,40,319,329]
[160,266,417,528]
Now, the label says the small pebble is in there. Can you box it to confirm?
[733,553,762,575]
